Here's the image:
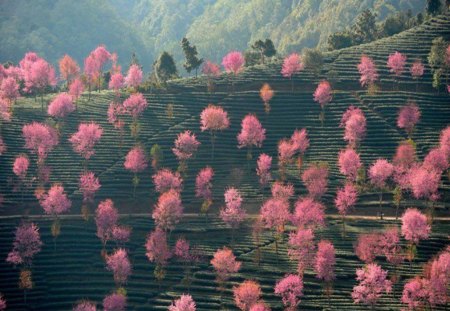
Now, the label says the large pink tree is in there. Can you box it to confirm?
[123,93,148,140]
[220,187,246,239]
[95,199,119,250]
[291,197,325,230]
[301,163,328,200]
[397,102,421,139]
[369,159,394,219]
[401,208,430,266]
[335,183,358,236]
[106,248,132,288]
[256,153,272,190]
[338,148,362,182]
[281,53,304,92]
[69,122,103,167]
[313,80,332,125]
[222,51,245,76]
[340,106,367,149]
[173,130,200,173]
[195,166,214,215]
[1,76,20,103]
[210,247,241,286]
[387,51,407,88]
[47,93,75,131]
[152,168,183,194]
[145,228,172,284]
[288,228,316,274]
[237,114,266,161]
[233,280,262,311]
[351,263,392,307]
[103,293,126,311]
[200,104,230,159]
[7,222,42,267]
[152,189,184,232]
[274,274,304,311]
[124,64,143,89]
[315,240,336,301]
[79,171,101,204]
[22,122,59,168]
[260,198,290,254]
[124,146,148,196]
[357,55,379,89]
[169,294,196,311]
[202,60,221,92]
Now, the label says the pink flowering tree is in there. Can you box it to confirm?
[271,181,294,202]
[387,51,407,89]
[69,122,103,168]
[397,102,421,139]
[401,208,431,267]
[91,45,112,89]
[210,247,241,289]
[249,302,270,311]
[0,97,12,125]
[288,228,316,275]
[124,64,143,90]
[291,128,310,170]
[274,274,304,311]
[354,232,382,264]
[173,238,199,288]
[440,125,450,158]
[73,301,97,311]
[202,60,221,92]
[124,146,148,197]
[256,153,272,193]
[237,114,266,162]
[195,166,214,216]
[106,248,132,289]
[40,184,72,245]
[369,159,394,219]
[83,53,99,99]
[6,222,42,305]
[68,78,85,106]
[351,263,392,308]
[123,93,148,140]
[79,171,100,219]
[338,148,362,183]
[152,168,183,194]
[427,250,450,307]
[260,198,290,255]
[401,277,431,310]
[145,228,172,285]
[315,240,336,301]
[13,155,30,201]
[108,72,124,96]
[291,197,325,230]
[357,55,379,90]
[103,293,126,311]
[1,76,20,103]
[95,199,119,251]
[408,165,440,214]
[233,280,262,311]
[335,183,358,236]
[277,139,296,180]
[410,60,425,91]
[59,54,80,86]
[222,51,245,90]
[152,189,184,232]
[169,294,196,311]
[340,106,367,149]
[172,130,200,173]
[47,93,75,132]
[200,105,230,159]
[220,187,246,241]
[107,102,126,149]
[281,53,304,92]
[260,83,274,113]
[313,80,332,125]
[301,163,329,200]
[22,57,57,110]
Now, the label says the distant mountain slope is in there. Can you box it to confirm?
[0,0,426,73]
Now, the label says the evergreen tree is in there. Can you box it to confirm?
[251,39,276,64]
[303,48,324,78]
[181,37,203,76]
[352,9,378,44]
[428,36,448,89]
[153,51,178,84]
[327,31,353,51]
[426,0,442,15]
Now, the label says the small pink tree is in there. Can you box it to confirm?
[355,233,381,264]
[103,293,126,311]
[222,51,244,90]
[169,294,196,311]
[313,80,332,125]
[338,148,362,183]
[40,184,72,244]
[200,105,230,159]
[401,277,431,310]
[1,76,20,103]
[48,93,75,131]
[369,159,394,219]
[13,155,29,201]
[351,263,392,308]
[301,163,329,200]
[95,199,119,251]
[291,128,310,170]
[288,228,316,275]
[237,114,266,161]
[79,171,100,217]
[152,168,183,194]
[387,51,407,89]
[202,60,221,92]
[69,122,103,168]
[281,53,304,92]
[124,64,143,89]
[172,130,200,173]
[210,247,241,288]
[260,83,274,113]
[408,165,440,204]
[401,208,431,267]
[152,189,184,232]
[260,198,290,255]
[233,280,262,311]
[108,72,124,95]
[410,60,424,91]
[123,93,148,140]
[249,303,270,311]
[124,146,148,196]
[195,166,214,215]
[315,240,336,301]
[271,181,294,202]
[220,187,246,240]
[106,248,132,288]
[357,55,379,89]
[340,106,367,149]
[256,153,272,192]
[335,183,358,236]
[397,102,421,139]
[73,301,97,311]
[277,139,296,180]
[291,197,325,230]
[69,78,85,104]
[145,228,172,285]
[274,274,304,311]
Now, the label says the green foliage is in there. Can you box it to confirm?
[181,37,203,76]
[150,144,164,170]
[303,48,324,77]
[251,39,276,64]
[327,31,354,51]
[353,10,378,45]
[153,51,178,83]
[428,36,448,89]
[426,0,443,15]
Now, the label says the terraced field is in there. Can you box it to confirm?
[0,216,448,310]
[0,12,449,311]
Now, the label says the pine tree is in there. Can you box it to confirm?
[181,37,203,77]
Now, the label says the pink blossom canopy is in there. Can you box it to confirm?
[313,81,332,108]
[40,184,72,216]
[200,105,230,132]
[387,51,407,77]
[274,274,304,309]
[173,130,201,160]
[237,114,266,149]
[357,55,379,87]
[169,294,196,311]
[125,64,143,88]
[401,208,430,244]
[123,93,148,119]
[222,51,245,75]
[124,146,148,173]
[281,53,304,78]
[48,93,75,119]
[69,122,103,160]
